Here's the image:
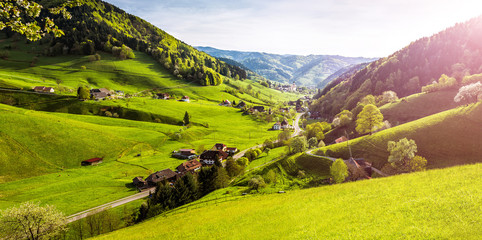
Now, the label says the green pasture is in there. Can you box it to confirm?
[95,163,482,240]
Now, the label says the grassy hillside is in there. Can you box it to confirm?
[0,98,286,213]
[95,163,482,240]
[319,102,482,169]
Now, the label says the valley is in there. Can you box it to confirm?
[0,1,481,240]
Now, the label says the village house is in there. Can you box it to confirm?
[156,93,170,100]
[226,147,238,155]
[272,122,281,130]
[33,86,55,93]
[132,176,147,190]
[213,143,227,151]
[252,106,265,112]
[181,96,190,102]
[176,159,202,174]
[172,149,197,159]
[219,100,231,106]
[335,136,348,144]
[346,158,372,180]
[236,101,246,109]
[145,169,177,186]
[91,88,112,100]
[81,157,103,166]
[280,119,290,129]
[199,150,228,165]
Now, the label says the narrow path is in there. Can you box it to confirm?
[66,187,155,223]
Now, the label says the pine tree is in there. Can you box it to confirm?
[183,111,190,125]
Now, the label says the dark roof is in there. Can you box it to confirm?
[253,106,265,111]
[214,143,226,150]
[281,119,289,125]
[132,176,146,184]
[146,169,177,183]
[177,159,202,172]
[83,158,103,163]
[200,150,228,161]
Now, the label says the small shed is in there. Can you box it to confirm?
[81,158,103,166]
[132,177,147,189]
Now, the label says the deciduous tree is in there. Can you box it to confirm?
[0,0,80,41]
[0,202,67,240]
[330,159,348,184]
[356,104,384,134]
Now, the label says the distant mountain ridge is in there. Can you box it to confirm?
[196,46,376,87]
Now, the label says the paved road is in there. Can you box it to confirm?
[66,187,155,223]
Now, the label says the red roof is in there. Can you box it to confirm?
[83,158,103,163]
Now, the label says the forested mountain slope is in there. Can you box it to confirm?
[311,15,482,118]
[5,0,246,86]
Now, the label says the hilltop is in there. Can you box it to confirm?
[197,46,376,87]
[311,15,482,118]
[94,163,482,240]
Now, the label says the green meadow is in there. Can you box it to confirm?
[95,163,482,240]
[320,102,482,169]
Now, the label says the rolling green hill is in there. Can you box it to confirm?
[319,102,482,169]
[311,15,482,118]
[94,163,482,240]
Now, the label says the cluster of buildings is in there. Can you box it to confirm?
[272,119,290,130]
[155,93,190,102]
[90,88,124,100]
[133,143,238,190]
[276,83,297,92]
[33,86,55,93]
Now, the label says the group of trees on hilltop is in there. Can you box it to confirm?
[311,16,482,118]
[1,0,247,86]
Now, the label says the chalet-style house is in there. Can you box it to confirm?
[81,157,103,166]
[226,147,238,155]
[157,93,170,100]
[219,100,231,106]
[272,122,281,130]
[132,176,147,189]
[172,149,197,159]
[176,159,202,174]
[335,136,348,144]
[280,119,289,129]
[145,169,177,186]
[236,101,246,109]
[213,143,227,151]
[181,96,190,102]
[347,158,372,179]
[199,150,228,165]
[33,86,55,93]
[91,88,112,100]
[252,106,265,112]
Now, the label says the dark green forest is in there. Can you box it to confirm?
[5,0,247,86]
[311,15,482,118]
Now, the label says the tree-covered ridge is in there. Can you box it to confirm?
[311,15,482,118]
[27,0,247,86]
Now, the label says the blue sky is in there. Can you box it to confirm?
[105,0,482,57]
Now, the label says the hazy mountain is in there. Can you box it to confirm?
[196,46,376,87]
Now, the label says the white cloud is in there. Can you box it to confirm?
[105,0,482,57]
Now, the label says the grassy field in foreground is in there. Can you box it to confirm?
[95,163,482,240]
[320,102,482,169]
